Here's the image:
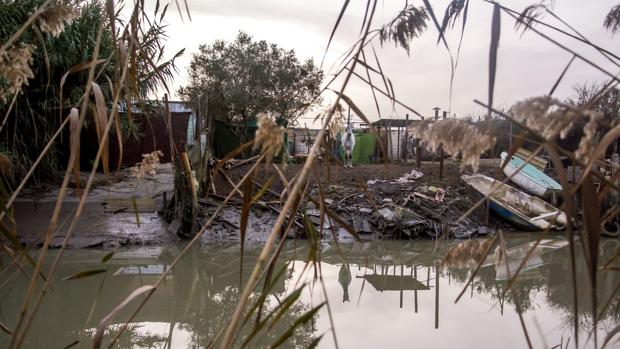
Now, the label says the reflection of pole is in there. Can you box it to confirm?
[426,267,430,287]
[434,265,440,329]
[414,266,418,313]
[495,284,504,316]
[400,265,404,308]
[165,321,175,349]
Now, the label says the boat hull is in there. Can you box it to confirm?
[501,152,561,198]
[489,201,542,231]
[461,174,567,231]
[503,161,547,196]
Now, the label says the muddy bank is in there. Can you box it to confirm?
[14,202,172,248]
[14,164,175,249]
[14,161,501,248]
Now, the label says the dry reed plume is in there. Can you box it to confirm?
[325,104,346,139]
[443,238,494,269]
[38,2,79,37]
[253,113,284,163]
[0,43,35,103]
[0,152,13,179]
[510,96,603,161]
[130,150,164,179]
[411,119,496,172]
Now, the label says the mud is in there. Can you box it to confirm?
[14,160,501,248]
[14,164,176,249]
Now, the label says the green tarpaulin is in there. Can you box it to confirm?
[352,132,376,164]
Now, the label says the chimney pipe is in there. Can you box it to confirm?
[433,107,440,121]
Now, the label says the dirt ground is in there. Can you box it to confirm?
[201,160,500,242]
[218,160,499,197]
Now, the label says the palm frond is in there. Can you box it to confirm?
[379,5,428,54]
[604,4,620,34]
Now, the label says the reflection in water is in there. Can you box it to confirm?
[338,264,351,302]
[0,235,618,348]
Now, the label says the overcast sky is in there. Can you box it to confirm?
[158,0,619,125]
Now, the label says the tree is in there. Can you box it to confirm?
[178,32,323,125]
[567,82,620,154]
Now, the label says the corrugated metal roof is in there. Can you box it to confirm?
[371,119,423,128]
[117,100,192,114]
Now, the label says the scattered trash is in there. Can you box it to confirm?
[434,188,445,202]
[395,169,424,183]
[367,169,423,186]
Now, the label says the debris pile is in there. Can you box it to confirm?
[304,170,492,241]
[184,166,494,242]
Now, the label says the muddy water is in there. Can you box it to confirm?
[1,235,618,348]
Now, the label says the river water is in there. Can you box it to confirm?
[1,234,618,348]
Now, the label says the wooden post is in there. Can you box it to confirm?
[181,152,198,234]
[194,93,211,197]
[439,111,447,180]
[405,114,409,164]
[388,120,392,162]
[415,138,421,168]
[195,95,202,144]
[397,125,401,163]
[377,126,382,161]
[206,92,214,156]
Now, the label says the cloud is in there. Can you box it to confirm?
[161,0,620,123]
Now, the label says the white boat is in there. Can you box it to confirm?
[461,174,567,231]
[482,239,569,280]
[500,151,562,198]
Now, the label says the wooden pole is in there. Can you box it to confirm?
[388,120,392,162]
[181,152,198,234]
[416,138,421,168]
[397,125,401,163]
[439,111,447,180]
[195,95,202,143]
[405,114,409,164]
[377,126,382,161]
